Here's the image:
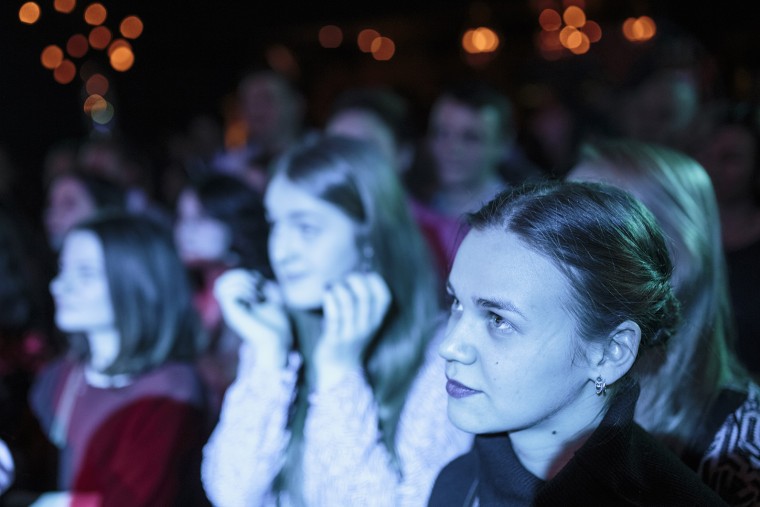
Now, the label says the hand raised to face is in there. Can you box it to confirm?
[213,268,292,369]
[314,271,392,390]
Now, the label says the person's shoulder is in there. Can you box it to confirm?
[626,425,729,506]
[135,361,205,404]
[428,448,477,507]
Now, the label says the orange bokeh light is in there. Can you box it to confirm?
[53,59,77,84]
[539,9,562,31]
[108,39,132,57]
[67,34,89,58]
[85,73,109,95]
[110,46,135,71]
[623,16,657,42]
[120,15,143,39]
[569,32,590,54]
[370,36,395,61]
[357,29,380,53]
[563,6,586,28]
[41,45,64,69]
[462,27,499,54]
[89,26,112,49]
[319,25,343,48]
[84,3,107,26]
[582,20,602,43]
[83,94,107,114]
[54,0,76,13]
[19,2,41,24]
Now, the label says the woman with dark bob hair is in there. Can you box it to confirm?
[429,181,728,506]
[30,213,210,507]
[202,136,471,506]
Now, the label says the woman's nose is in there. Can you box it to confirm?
[438,316,477,365]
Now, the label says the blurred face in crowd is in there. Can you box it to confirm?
[428,97,504,189]
[439,228,597,436]
[50,230,115,336]
[326,110,398,171]
[239,74,302,151]
[264,173,360,309]
[696,124,758,204]
[174,188,232,265]
[45,175,97,252]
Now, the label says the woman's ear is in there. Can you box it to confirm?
[594,320,641,386]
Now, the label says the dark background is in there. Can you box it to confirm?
[1,0,758,214]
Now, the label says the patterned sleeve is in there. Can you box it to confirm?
[201,343,300,507]
[698,382,760,507]
[301,332,473,506]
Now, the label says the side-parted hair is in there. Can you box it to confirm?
[271,135,440,465]
[73,213,206,375]
[575,139,748,450]
[469,180,680,394]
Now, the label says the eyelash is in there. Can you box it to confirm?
[488,313,514,333]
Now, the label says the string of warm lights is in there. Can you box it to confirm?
[18,0,144,127]
[309,1,655,66]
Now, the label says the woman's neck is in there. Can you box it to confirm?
[508,392,606,480]
[85,328,121,372]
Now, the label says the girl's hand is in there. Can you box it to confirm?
[314,271,391,390]
[213,268,292,369]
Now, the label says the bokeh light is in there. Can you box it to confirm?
[569,32,590,54]
[67,34,89,58]
[623,16,657,42]
[85,73,109,95]
[19,2,41,24]
[357,29,380,53]
[107,39,132,57]
[41,45,64,69]
[370,36,395,61]
[109,46,134,71]
[120,16,143,39]
[319,25,343,48]
[265,44,299,78]
[83,94,107,114]
[84,3,107,26]
[538,9,562,31]
[89,26,112,49]
[91,100,115,124]
[582,20,602,43]
[53,59,77,84]
[563,6,586,28]
[54,0,76,14]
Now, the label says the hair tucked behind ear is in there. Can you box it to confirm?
[575,138,750,453]
[470,181,681,388]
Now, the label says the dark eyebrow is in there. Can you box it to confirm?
[475,297,527,321]
[447,281,528,321]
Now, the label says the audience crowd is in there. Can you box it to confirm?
[0,14,758,507]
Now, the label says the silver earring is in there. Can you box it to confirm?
[595,376,607,396]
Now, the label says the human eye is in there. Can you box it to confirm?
[488,312,515,334]
[297,221,321,239]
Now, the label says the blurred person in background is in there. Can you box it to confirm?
[30,213,210,507]
[691,100,760,376]
[569,139,759,506]
[174,173,270,416]
[202,136,471,506]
